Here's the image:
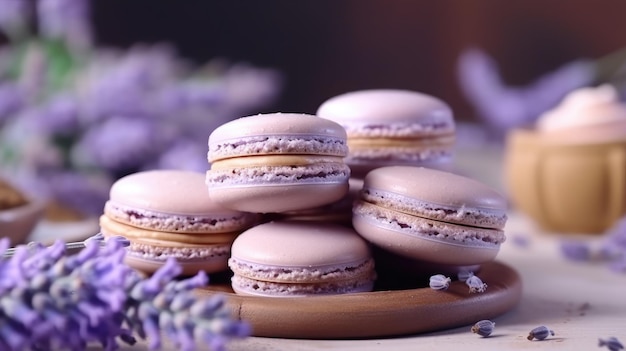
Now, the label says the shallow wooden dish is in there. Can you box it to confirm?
[197,261,522,339]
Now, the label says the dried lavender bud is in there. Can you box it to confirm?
[466,275,488,293]
[599,337,624,351]
[560,240,591,262]
[429,274,451,291]
[527,325,555,340]
[457,270,474,282]
[511,233,531,248]
[471,319,495,337]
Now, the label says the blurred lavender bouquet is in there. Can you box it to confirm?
[0,0,282,218]
[457,47,626,139]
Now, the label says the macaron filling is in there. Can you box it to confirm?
[361,188,507,229]
[104,201,257,233]
[353,201,505,248]
[343,121,454,138]
[207,163,350,187]
[209,134,348,162]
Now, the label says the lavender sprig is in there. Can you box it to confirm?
[0,1,281,218]
[457,48,594,138]
[0,236,249,351]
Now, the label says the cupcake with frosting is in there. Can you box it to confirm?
[505,84,626,234]
[536,84,626,143]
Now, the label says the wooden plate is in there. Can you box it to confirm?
[197,261,522,339]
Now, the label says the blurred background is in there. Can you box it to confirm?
[93,0,626,122]
[3,0,626,223]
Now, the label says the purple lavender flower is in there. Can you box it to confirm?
[602,216,626,250]
[1,7,282,215]
[0,0,31,37]
[79,45,182,121]
[599,336,625,351]
[466,274,488,293]
[599,216,626,273]
[457,48,593,138]
[0,238,132,350]
[428,274,451,290]
[159,81,224,113]
[34,94,81,134]
[510,233,531,248]
[124,258,250,351]
[0,82,24,124]
[71,116,176,173]
[37,0,92,49]
[0,47,15,77]
[607,254,626,273]
[155,140,209,173]
[559,240,592,262]
[0,236,249,351]
[0,110,63,170]
[43,171,112,216]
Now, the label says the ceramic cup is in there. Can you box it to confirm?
[505,128,626,234]
[0,198,45,246]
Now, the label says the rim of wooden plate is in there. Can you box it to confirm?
[197,261,522,339]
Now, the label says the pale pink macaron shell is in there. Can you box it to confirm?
[106,170,257,233]
[361,166,507,229]
[228,221,376,296]
[353,166,507,265]
[316,89,455,138]
[208,113,348,161]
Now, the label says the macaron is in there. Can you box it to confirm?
[100,170,258,275]
[316,89,455,177]
[206,113,351,213]
[272,178,364,226]
[352,166,507,266]
[228,221,376,297]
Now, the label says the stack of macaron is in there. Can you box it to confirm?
[99,88,508,299]
[205,112,378,296]
[205,113,351,213]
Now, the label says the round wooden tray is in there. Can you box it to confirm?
[197,261,522,339]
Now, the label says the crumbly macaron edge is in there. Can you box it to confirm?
[228,256,376,283]
[360,188,507,230]
[206,163,351,188]
[231,274,375,297]
[104,201,258,233]
[353,200,506,247]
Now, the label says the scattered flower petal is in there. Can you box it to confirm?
[560,240,592,262]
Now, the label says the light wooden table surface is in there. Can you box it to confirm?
[108,211,623,351]
[114,141,626,351]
